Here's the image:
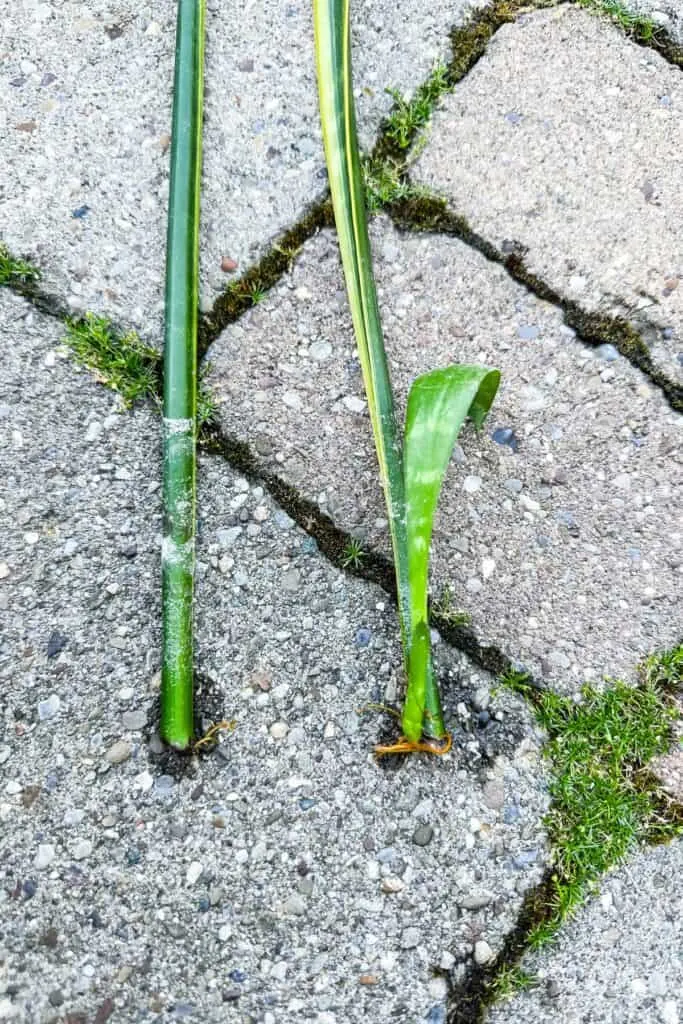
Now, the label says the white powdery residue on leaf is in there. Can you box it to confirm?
[161,536,195,571]
[163,417,195,435]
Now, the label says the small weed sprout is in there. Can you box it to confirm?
[63,313,159,407]
[248,281,266,305]
[384,63,451,150]
[341,537,365,569]
[0,243,40,285]
[431,584,471,627]
[273,241,304,267]
[490,965,538,1002]
[197,362,219,429]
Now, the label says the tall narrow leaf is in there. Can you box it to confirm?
[313,0,412,654]
[161,0,206,749]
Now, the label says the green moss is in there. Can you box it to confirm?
[341,537,366,570]
[489,964,538,1002]
[575,0,659,37]
[503,653,682,944]
[383,63,451,152]
[63,313,161,407]
[363,156,437,215]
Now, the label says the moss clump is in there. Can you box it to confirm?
[503,658,681,947]
[63,313,161,407]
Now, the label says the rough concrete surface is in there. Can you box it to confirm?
[414,6,683,384]
[2,3,682,1023]
[0,0,483,338]
[0,290,549,1022]
[487,839,683,1024]
[207,219,682,690]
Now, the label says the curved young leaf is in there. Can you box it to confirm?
[402,365,500,739]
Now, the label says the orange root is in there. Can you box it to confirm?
[374,732,453,757]
[193,719,235,752]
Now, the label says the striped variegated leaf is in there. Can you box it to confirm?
[313,0,411,654]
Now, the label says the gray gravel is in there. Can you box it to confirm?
[487,839,683,1024]
[206,218,682,690]
[414,6,683,384]
[0,0,485,338]
[0,289,549,1022]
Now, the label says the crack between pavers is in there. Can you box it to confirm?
[198,420,529,686]
[1,274,71,324]
[385,194,683,414]
[196,0,541,350]
[6,278,682,1024]
[197,198,334,357]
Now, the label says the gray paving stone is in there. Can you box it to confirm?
[0,0,483,338]
[487,839,683,1024]
[206,218,683,690]
[414,6,683,384]
[0,288,548,1023]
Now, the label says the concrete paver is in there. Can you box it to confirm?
[0,0,484,338]
[0,289,548,1023]
[415,6,683,384]
[207,218,682,691]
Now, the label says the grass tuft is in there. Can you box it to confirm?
[63,313,160,407]
[575,0,662,42]
[431,584,471,627]
[383,63,451,151]
[490,964,538,1001]
[0,243,41,286]
[504,655,681,945]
